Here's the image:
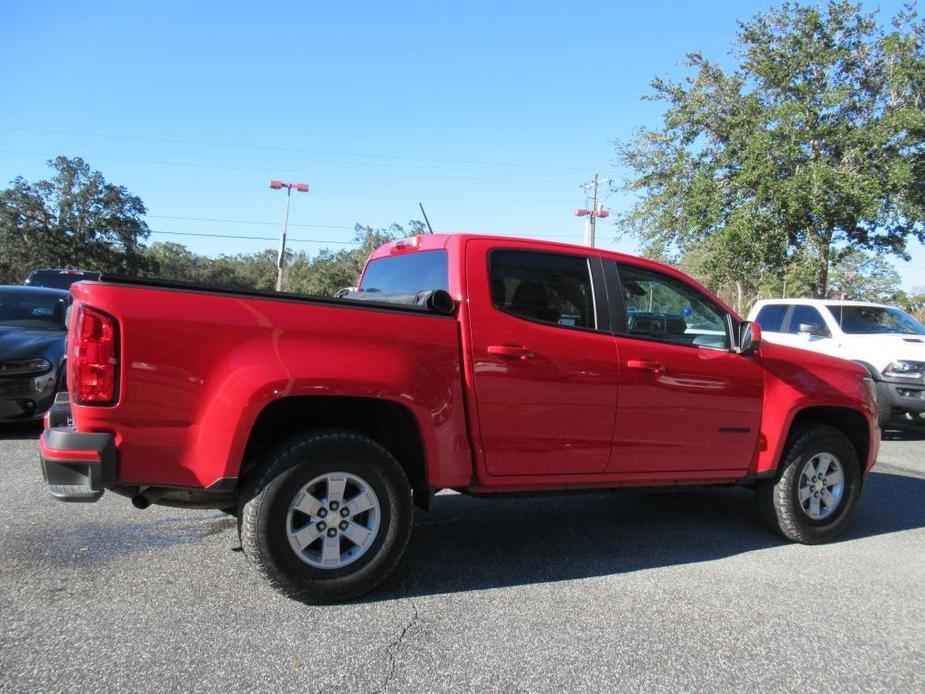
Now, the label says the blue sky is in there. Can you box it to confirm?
[1,0,920,288]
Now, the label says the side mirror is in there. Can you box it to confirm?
[798,322,827,337]
[739,321,762,355]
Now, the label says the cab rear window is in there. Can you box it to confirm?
[360,250,448,294]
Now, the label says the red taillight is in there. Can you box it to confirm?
[72,305,119,405]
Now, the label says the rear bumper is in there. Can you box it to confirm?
[39,396,115,502]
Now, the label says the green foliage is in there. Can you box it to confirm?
[896,284,925,321]
[0,155,423,297]
[0,156,154,282]
[286,222,417,295]
[616,1,925,304]
[827,249,902,302]
[141,222,419,296]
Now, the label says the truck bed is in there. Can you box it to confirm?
[65,278,473,491]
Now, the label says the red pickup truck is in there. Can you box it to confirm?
[40,234,879,602]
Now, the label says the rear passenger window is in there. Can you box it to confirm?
[754,305,788,332]
[489,250,596,329]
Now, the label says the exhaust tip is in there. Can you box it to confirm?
[131,489,164,509]
[131,494,151,510]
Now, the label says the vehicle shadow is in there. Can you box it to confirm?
[370,469,924,602]
[0,421,42,441]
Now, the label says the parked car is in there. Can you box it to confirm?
[748,298,925,426]
[39,235,878,602]
[25,268,101,289]
[0,286,70,422]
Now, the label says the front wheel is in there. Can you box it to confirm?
[239,431,413,603]
[875,382,893,427]
[756,425,862,544]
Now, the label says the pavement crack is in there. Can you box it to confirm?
[379,599,420,692]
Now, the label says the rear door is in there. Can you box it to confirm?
[610,262,764,474]
[466,240,619,476]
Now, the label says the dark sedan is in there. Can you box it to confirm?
[0,286,70,422]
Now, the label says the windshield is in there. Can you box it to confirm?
[0,291,69,331]
[360,250,449,294]
[826,305,925,335]
[26,270,100,289]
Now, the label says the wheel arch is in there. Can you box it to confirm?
[851,360,882,381]
[238,395,428,500]
[785,406,870,472]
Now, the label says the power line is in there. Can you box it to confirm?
[0,125,588,173]
[148,215,585,239]
[0,134,570,177]
[147,228,586,244]
[148,229,356,245]
[149,214,355,230]
[0,149,576,184]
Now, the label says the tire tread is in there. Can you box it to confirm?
[756,424,861,544]
[239,431,413,603]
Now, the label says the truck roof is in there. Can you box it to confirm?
[753,298,895,310]
[366,233,739,317]
[367,233,652,264]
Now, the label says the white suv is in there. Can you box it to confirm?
[747,298,925,425]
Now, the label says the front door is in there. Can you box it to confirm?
[611,262,764,474]
[466,241,619,476]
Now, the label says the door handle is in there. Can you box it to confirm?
[487,345,531,359]
[627,359,665,373]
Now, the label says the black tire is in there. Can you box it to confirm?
[239,431,413,603]
[875,382,892,427]
[756,424,862,544]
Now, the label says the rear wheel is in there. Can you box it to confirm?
[756,425,862,544]
[239,431,413,603]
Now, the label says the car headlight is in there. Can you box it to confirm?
[882,360,925,381]
[0,358,52,376]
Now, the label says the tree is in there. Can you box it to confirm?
[287,222,419,296]
[616,2,925,302]
[142,222,421,297]
[0,156,154,282]
[827,249,901,301]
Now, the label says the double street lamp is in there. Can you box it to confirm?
[270,180,309,291]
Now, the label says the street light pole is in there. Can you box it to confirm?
[276,186,292,292]
[270,180,309,292]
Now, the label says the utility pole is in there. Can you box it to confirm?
[269,180,309,292]
[575,172,611,247]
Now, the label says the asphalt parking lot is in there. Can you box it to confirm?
[1,424,923,693]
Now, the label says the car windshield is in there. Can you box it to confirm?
[826,305,925,335]
[26,270,99,289]
[360,250,448,294]
[0,291,68,331]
